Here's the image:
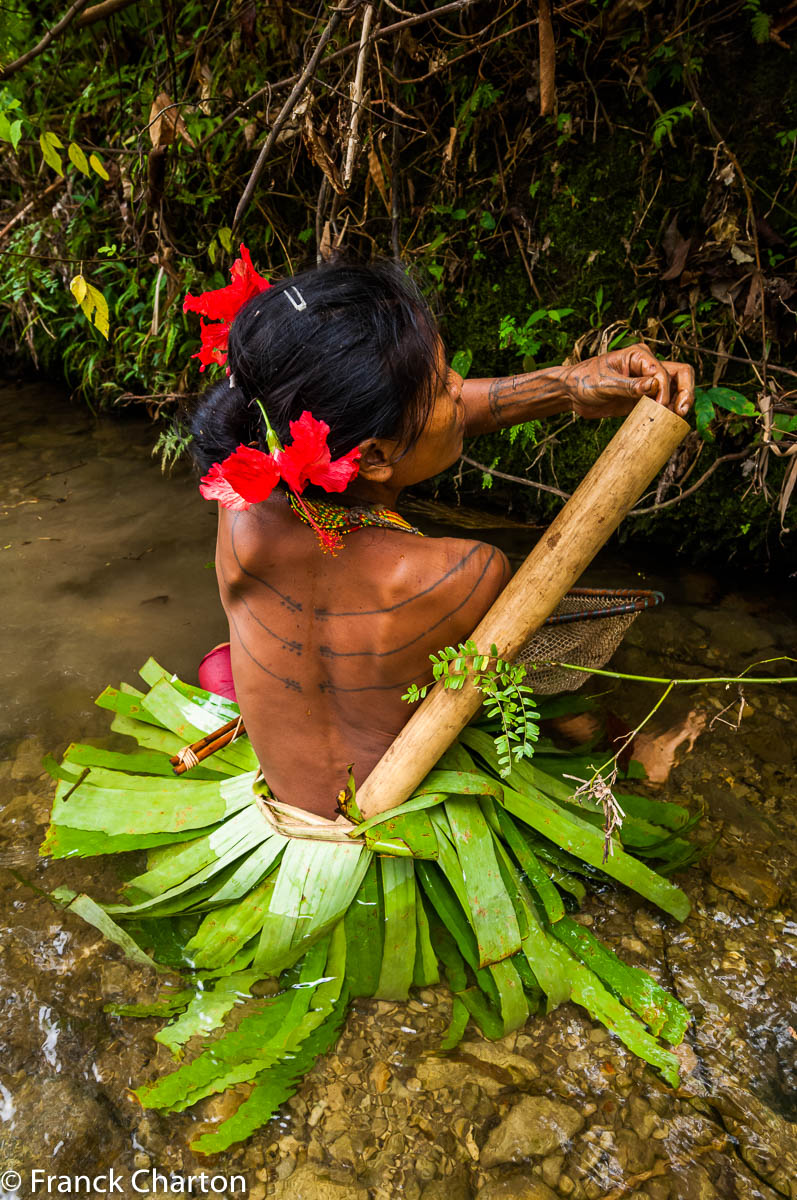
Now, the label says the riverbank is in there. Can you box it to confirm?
[1,382,795,1200]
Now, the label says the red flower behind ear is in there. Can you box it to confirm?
[184,244,271,369]
[184,245,270,322]
[199,445,281,511]
[191,319,231,371]
[275,411,361,495]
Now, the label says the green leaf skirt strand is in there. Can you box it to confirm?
[41,659,700,1155]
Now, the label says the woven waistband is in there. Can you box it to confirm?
[253,774,358,842]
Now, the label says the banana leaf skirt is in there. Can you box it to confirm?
[42,658,699,1154]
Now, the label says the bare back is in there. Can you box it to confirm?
[216,496,509,817]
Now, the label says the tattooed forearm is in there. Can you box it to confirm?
[463,369,571,437]
[486,372,570,427]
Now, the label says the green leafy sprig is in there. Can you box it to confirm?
[403,640,540,777]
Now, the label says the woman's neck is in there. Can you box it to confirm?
[341,479,403,510]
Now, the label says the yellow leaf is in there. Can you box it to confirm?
[39,132,63,175]
[69,275,110,339]
[87,283,109,339]
[68,142,90,175]
[89,153,110,181]
[218,226,233,253]
[70,275,88,304]
[43,131,63,149]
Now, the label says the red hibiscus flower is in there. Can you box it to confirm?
[184,244,271,370]
[184,245,270,322]
[199,445,281,511]
[275,411,361,495]
[191,319,231,372]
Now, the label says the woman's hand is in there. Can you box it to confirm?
[562,343,694,419]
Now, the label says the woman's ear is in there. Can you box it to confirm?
[356,437,399,482]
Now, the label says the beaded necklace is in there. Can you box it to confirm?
[287,493,422,540]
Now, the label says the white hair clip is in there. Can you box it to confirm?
[284,286,307,312]
[228,372,236,389]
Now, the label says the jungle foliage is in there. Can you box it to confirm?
[1,0,796,564]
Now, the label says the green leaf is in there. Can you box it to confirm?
[440,995,470,1049]
[375,856,416,1000]
[189,990,349,1154]
[137,941,331,1112]
[129,805,273,897]
[343,860,383,997]
[156,969,264,1055]
[68,142,90,175]
[413,885,440,987]
[694,389,715,440]
[450,348,473,378]
[550,917,689,1043]
[0,113,23,150]
[51,888,162,970]
[253,837,370,975]
[461,729,691,921]
[702,386,756,417]
[63,742,222,780]
[487,955,528,1034]
[51,769,253,837]
[652,104,693,149]
[363,807,439,859]
[443,794,522,965]
[491,803,565,923]
[106,989,194,1019]
[772,413,797,442]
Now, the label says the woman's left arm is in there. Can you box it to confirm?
[461,343,694,438]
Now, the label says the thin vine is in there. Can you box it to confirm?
[403,640,539,777]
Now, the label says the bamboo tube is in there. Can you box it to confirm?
[356,396,689,819]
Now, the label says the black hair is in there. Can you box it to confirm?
[190,260,442,474]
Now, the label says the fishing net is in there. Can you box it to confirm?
[518,588,663,694]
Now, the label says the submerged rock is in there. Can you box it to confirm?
[273,1164,369,1199]
[480,1096,585,1166]
[477,1175,559,1200]
[710,859,784,909]
[0,1075,124,1175]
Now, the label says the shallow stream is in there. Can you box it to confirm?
[1,382,795,1200]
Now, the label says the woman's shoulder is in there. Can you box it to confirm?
[383,531,511,634]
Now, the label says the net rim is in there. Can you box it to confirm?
[542,588,664,627]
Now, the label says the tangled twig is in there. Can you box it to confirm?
[564,767,625,862]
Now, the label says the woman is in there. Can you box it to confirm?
[190,256,693,817]
[43,254,699,1150]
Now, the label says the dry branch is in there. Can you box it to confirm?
[232,5,347,231]
[538,0,556,116]
[461,447,752,517]
[0,0,92,80]
[200,0,483,153]
[343,3,376,188]
[0,178,65,243]
[76,0,139,25]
